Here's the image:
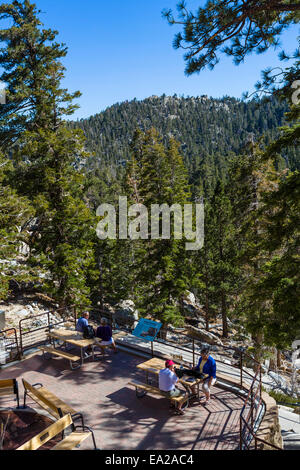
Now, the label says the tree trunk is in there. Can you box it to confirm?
[252,332,264,372]
[221,289,228,338]
[277,349,282,368]
[205,270,210,331]
[269,347,277,371]
[159,323,168,340]
[98,255,104,313]
[205,291,209,331]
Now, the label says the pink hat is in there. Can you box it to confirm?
[165,359,175,368]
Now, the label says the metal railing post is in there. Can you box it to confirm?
[259,366,262,400]
[240,350,243,388]
[192,339,195,367]
[74,306,77,327]
[19,319,23,357]
[239,415,242,450]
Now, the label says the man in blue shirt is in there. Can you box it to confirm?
[76,311,94,356]
[76,311,90,333]
[192,347,217,405]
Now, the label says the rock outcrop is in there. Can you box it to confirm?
[184,324,223,346]
[114,300,139,328]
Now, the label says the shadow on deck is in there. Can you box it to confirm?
[0,349,244,450]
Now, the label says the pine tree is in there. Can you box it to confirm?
[163,1,299,77]
[244,104,300,349]
[125,128,191,327]
[257,170,300,348]
[228,146,282,360]
[0,152,33,300]
[206,180,239,338]
[0,0,80,148]
[191,200,216,332]
[0,1,96,307]
[10,127,96,307]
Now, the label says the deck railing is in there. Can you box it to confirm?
[18,306,76,355]
[0,327,21,365]
[0,305,283,449]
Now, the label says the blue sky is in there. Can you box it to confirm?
[16,0,300,119]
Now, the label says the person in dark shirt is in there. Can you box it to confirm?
[95,317,117,353]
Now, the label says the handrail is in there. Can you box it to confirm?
[0,327,21,363]
[277,401,300,408]
[19,305,76,356]
[240,414,282,450]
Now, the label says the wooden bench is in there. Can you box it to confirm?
[93,331,127,356]
[40,346,82,370]
[16,413,99,451]
[92,331,124,356]
[0,379,20,408]
[22,379,84,427]
[93,339,111,356]
[128,380,189,411]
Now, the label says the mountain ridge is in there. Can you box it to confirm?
[70,94,298,194]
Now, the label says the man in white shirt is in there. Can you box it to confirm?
[159,359,186,415]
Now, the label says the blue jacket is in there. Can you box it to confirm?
[76,317,88,333]
[195,355,216,379]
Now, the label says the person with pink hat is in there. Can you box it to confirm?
[158,359,187,415]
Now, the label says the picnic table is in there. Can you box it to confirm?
[46,328,99,368]
[137,357,205,397]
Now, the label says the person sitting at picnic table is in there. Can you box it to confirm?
[76,311,94,356]
[76,311,90,333]
[191,346,217,405]
[95,317,117,353]
[158,359,187,415]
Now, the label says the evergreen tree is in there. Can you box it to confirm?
[0,0,80,148]
[256,170,300,348]
[125,128,191,327]
[163,1,299,77]
[191,200,216,332]
[228,147,282,360]
[0,1,96,307]
[0,153,33,300]
[86,166,134,309]
[243,104,300,349]
[206,180,239,338]
[11,128,96,307]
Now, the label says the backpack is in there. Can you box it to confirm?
[82,325,95,339]
[175,367,205,380]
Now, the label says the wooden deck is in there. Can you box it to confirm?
[0,349,245,450]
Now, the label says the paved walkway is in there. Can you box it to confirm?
[0,349,245,450]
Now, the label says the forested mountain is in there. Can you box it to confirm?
[71,95,297,195]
